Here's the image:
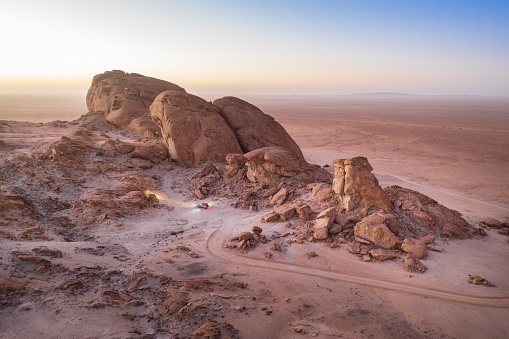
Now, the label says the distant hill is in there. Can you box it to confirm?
[352,92,420,97]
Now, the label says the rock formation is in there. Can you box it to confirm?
[332,157,392,213]
[150,91,243,167]
[213,96,305,160]
[86,70,185,130]
[384,185,471,239]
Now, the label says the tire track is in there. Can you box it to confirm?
[206,218,509,308]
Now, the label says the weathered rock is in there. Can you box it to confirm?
[329,223,343,235]
[370,248,400,261]
[213,96,305,161]
[150,91,242,167]
[245,147,304,187]
[384,185,471,239]
[441,223,468,239]
[404,255,427,273]
[468,274,494,287]
[295,203,314,221]
[419,235,436,244]
[269,187,288,206]
[481,218,503,229]
[354,212,401,249]
[115,140,135,154]
[47,136,95,164]
[128,115,161,138]
[347,241,361,254]
[273,204,295,221]
[315,207,336,229]
[252,226,263,235]
[401,238,428,259]
[238,232,254,241]
[332,157,392,213]
[315,188,334,203]
[32,247,63,258]
[261,212,279,223]
[224,154,246,177]
[313,227,329,240]
[130,143,168,164]
[86,70,185,128]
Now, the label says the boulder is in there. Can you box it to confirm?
[238,232,254,241]
[128,115,162,138]
[244,147,304,187]
[354,212,401,249]
[419,235,436,244]
[150,91,243,167]
[269,187,288,206]
[130,143,168,164]
[213,96,306,161]
[315,207,336,229]
[313,227,329,240]
[273,204,295,221]
[329,223,343,235]
[252,226,263,235]
[384,185,471,239]
[332,157,392,213]
[295,203,314,221]
[86,70,185,128]
[261,212,279,223]
[370,248,400,261]
[401,238,428,259]
[481,218,503,229]
[441,223,468,239]
[404,255,427,273]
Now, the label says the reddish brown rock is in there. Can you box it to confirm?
[86,70,185,128]
[329,223,343,235]
[481,218,503,229]
[252,226,263,235]
[332,157,392,213]
[261,212,279,223]
[213,96,305,161]
[441,223,468,239]
[269,187,288,206]
[315,207,336,229]
[150,91,242,167]
[295,203,314,221]
[354,212,401,249]
[273,204,295,221]
[370,248,400,261]
[401,238,428,259]
[419,235,436,244]
[238,232,254,241]
[404,255,427,273]
[130,143,168,164]
[385,185,471,239]
[244,147,304,187]
[313,227,329,240]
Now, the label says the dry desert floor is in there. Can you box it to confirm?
[0,95,508,338]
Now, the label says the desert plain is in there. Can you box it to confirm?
[0,73,508,339]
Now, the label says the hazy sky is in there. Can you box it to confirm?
[1,0,508,96]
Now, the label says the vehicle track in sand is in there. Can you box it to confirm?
[205,215,509,308]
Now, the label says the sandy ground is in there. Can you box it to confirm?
[0,95,508,338]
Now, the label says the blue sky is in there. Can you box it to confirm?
[1,0,508,95]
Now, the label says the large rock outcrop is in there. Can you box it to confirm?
[150,91,243,167]
[86,70,185,129]
[213,96,305,160]
[244,146,306,187]
[332,157,392,213]
[384,185,471,239]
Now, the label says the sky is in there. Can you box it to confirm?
[1,0,508,96]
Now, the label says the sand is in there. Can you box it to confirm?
[0,95,508,338]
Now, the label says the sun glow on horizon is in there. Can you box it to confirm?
[1,0,508,96]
